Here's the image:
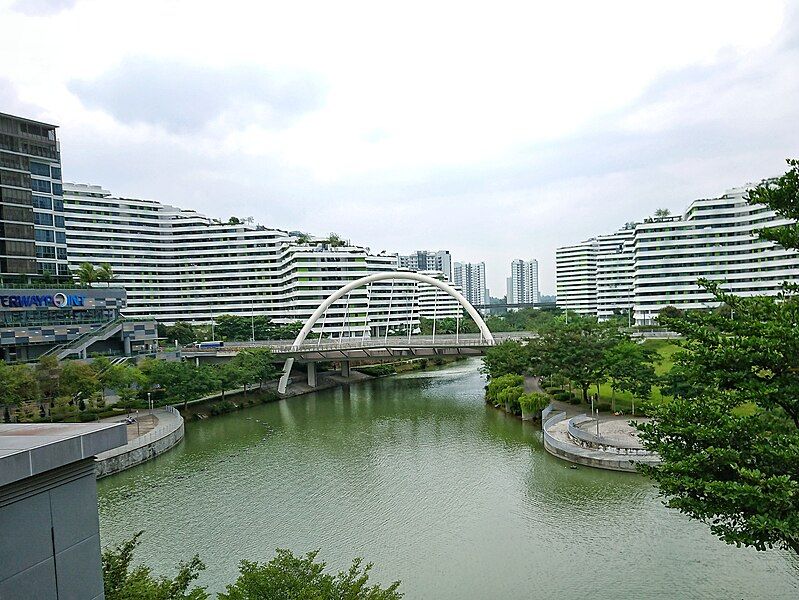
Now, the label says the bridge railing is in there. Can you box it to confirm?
[182,332,534,354]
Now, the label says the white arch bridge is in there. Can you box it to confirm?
[183,273,533,393]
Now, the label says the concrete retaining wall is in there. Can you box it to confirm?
[542,408,658,473]
[95,407,184,478]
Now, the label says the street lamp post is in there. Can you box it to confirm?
[147,392,152,415]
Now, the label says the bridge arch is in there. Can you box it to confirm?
[277,271,495,393]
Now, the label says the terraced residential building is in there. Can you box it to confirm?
[556,185,799,324]
[631,186,799,324]
[595,227,635,321]
[555,239,598,315]
[63,183,419,337]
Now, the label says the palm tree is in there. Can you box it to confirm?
[96,263,115,287]
[654,208,671,218]
[76,262,98,287]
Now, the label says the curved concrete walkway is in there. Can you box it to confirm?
[542,408,660,472]
[95,407,184,478]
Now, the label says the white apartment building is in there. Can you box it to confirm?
[631,187,799,324]
[453,262,488,306]
[397,250,452,281]
[506,259,539,306]
[596,227,635,321]
[417,270,464,320]
[63,183,418,337]
[555,240,598,314]
[556,186,799,324]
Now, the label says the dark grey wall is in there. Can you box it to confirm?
[0,458,105,600]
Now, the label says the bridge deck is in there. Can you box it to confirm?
[182,332,533,360]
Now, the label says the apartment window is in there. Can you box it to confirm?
[54,215,65,228]
[33,212,53,226]
[50,166,62,180]
[35,245,56,258]
[31,194,52,209]
[52,182,63,196]
[29,161,50,177]
[31,178,51,193]
[56,247,67,260]
[56,231,66,244]
[35,229,55,243]
[53,198,64,211]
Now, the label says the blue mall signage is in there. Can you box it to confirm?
[0,292,85,309]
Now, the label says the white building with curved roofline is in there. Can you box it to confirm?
[63,183,421,337]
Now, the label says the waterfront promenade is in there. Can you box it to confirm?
[95,407,184,478]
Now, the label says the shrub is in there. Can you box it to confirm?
[486,374,525,405]
[596,402,612,413]
[497,385,524,413]
[519,392,550,418]
[569,394,582,405]
[78,411,98,422]
[209,400,237,416]
[552,391,571,402]
[357,364,396,377]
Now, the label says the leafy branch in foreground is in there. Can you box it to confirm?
[103,531,208,600]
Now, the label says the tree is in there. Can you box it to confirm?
[481,340,530,379]
[231,348,277,391]
[165,322,197,346]
[103,532,208,600]
[485,373,524,406]
[106,364,147,406]
[140,360,217,406]
[654,208,671,218]
[746,158,799,249]
[0,362,41,407]
[36,355,61,402]
[218,549,402,600]
[60,361,100,401]
[538,319,620,402]
[96,263,115,287]
[216,362,243,400]
[76,262,98,286]
[636,160,799,554]
[603,340,657,413]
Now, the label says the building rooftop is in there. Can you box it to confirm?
[0,111,59,129]
[0,422,127,487]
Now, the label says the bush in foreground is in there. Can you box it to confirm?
[220,549,402,600]
[103,533,402,600]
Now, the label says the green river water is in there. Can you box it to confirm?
[97,359,799,599]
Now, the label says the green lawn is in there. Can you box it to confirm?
[557,340,682,415]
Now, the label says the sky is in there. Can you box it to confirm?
[1,0,798,295]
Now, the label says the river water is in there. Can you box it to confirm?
[97,359,798,599]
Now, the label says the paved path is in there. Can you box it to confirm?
[99,412,158,442]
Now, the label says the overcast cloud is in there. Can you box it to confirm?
[1,0,797,294]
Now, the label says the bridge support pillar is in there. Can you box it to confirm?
[195,357,200,367]
[341,360,350,378]
[307,362,317,387]
[123,337,132,356]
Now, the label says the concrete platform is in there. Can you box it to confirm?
[0,422,127,487]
